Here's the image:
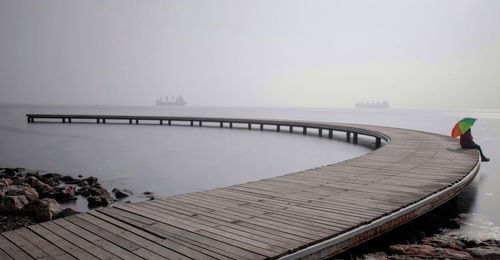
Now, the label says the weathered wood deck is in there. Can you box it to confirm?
[0,114,480,259]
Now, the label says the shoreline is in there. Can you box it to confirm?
[0,167,132,232]
[1,167,499,259]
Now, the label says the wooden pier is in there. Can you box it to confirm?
[0,114,480,259]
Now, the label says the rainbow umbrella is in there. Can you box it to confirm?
[451,117,477,138]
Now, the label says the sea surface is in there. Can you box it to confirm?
[0,104,499,241]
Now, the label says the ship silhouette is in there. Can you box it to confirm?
[155,96,187,106]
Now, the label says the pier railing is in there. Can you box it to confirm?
[26,114,389,148]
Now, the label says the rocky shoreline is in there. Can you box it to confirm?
[0,167,131,232]
[337,199,500,260]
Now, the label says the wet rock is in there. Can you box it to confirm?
[362,252,389,260]
[143,191,153,195]
[87,195,114,208]
[27,198,63,221]
[40,173,61,179]
[4,185,39,201]
[389,244,472,260]
[83,177,98,186]
[0,178,12,187]
[3,168,22,177]
[112,188,130,199]
[55,208,80,219]
[0,195,29,212]
[77,174,83,178]
[466,246,500,260]
[61,175,80,184]
[25,172,41,179]
[77,186,109,197]
[11,177,26,186]
[78,180,89,187]
[24,176,40,187]
[51,186,77,202]
[35,182,55,198]
[421,236,466,251]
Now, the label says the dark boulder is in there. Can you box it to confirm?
[0,178,12,187]
[51,186,77,202]
[82,177,98,186]
[3,168,23,177]
[467,246,500,260]
[27,198,63,221]
[421,236,466,251]
[390,244,472,260]
[61,175,80,184]
[0,195,29,212]
[11,177,26,186]
[25,172,41,179]
[4,185,39,201]
[35,182,55,198]
[87,195,114,208]
[112,188,131,199]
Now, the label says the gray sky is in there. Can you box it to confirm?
[1,0,499,109]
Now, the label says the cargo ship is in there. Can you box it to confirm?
[155,96,187,106]
[355,100,389,109]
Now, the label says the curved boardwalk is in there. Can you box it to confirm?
[0,115,480,259]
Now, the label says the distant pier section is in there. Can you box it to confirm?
[11,113,480,259]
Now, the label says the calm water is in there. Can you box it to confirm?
[0,104,499,240]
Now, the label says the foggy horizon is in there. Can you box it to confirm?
[1,0,499,109]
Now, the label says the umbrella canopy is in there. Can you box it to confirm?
[451,117,477,138]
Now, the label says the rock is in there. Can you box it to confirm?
[78,180,89,187]
[77,174,83,178]
[40,173,61,179]
[51,186,77,202]
[25,172,41,179]
[466,246,500,260]
[27,198,63,221]
[0,195,29,212]
[42,177,60,187]
[0,178,12,187]
[77,186,110,197]
[11,177,26,186]
[362,252,389,260]
[4,185,39,201]
[55,208,80,219]
[83,177,98,186]
[87,195,114,208]
[421,236,466,251]
[143,191,153,195]
[61,175,80,184]
[112,188,130,199]
[3,168,22,177]
[389,244,472,260]
[35,182,55,197]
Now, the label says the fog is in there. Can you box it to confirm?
[1,0,499,109]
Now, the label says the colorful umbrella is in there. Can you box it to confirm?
[451,117,477,138]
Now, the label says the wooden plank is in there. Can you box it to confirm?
[53,218,143,260]
[28,224,99,260]
[119,203,283,256]
[40,221,119,260]
[75,214,187,260]
[14,228,75,260]
[97,208,263,260]
[65,215,159,259]
[88,211,222,260]
[140,200,301,250]
[2,231,48,259]
[0,235,31,260]
[146,199,305,246]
